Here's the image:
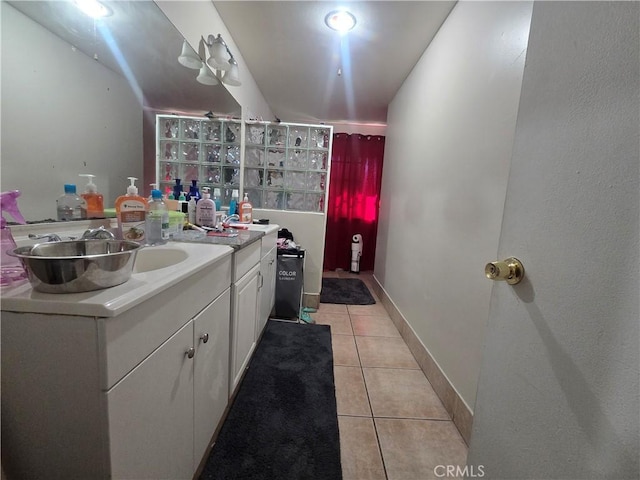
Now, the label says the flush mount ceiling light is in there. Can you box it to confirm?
[73,0,112,18]
[324,10,356,33]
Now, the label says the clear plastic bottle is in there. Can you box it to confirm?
[146,189,169,245]
[56,184,85,221]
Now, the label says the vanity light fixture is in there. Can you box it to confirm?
[324,10,356,33]
[177,34,241,87]
[73,0,112,18]
[178,40,202,69]
[196,62,219,86]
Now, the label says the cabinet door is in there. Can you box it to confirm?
[258,246,277,337]
[108,321,194,480]
[231,263,260,393]
[193,288,231,469]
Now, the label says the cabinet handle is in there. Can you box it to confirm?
[185,347,195,359]
[200,333,209,344]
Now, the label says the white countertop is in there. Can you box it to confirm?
[0,241,233,317]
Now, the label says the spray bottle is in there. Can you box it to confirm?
[0,190,28,286]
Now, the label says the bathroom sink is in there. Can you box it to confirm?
[133,246,189,273]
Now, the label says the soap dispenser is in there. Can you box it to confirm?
[79,174,104,219]
[239,192,253,224]
[115,177,147,243]
[0,190,28,286]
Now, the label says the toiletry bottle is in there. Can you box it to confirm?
[56,184,85,221]
[79,174,104,219]
[115,177,147,243]
[229,189,239,216]
[196,187,216,227]
[213,188,222,211]
[239,192,253,223]
[188,179,201,203]
[0,190,28,286]
[164,192,179,212]
[188,195,197,224]
[148,183,158,200]
[146,189,169,245]
[178,191,188,214]
[172,179,183,201]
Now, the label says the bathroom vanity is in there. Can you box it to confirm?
[1,223,278,479]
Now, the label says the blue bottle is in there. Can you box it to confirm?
[188,179,201,203]
[229,189,239,216]
[213,188,222,211]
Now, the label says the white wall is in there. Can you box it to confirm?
[0,3,143,222]
[468,2,639,477]
[155,1,273,123]
[374,1,533,409]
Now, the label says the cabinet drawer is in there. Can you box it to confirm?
[99,254,232,389]
[232,241,261,282]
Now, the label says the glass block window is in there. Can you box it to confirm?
[243,121,332,213]
[156,116,332,213]
[156,115,240,198]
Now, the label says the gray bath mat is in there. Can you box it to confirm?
[320,278,376,305]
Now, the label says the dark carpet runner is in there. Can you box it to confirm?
[200,320,342,480]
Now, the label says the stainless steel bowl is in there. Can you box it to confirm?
[10,240,143,293]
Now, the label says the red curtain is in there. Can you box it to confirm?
[323,133,385,272]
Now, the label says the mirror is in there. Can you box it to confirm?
[1,0,241,223]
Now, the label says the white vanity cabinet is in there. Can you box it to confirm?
[108,288,231,479]
[1,248,233,480]
[229,240,262,394]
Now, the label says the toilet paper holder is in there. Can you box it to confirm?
[485,257,524,285]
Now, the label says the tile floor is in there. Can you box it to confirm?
[312,271,468,480]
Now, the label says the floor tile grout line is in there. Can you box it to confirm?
[349,297,390,480]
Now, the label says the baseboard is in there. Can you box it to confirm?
[370,275,473,446]
[303,293,320,309]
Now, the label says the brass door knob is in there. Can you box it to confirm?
[485,257,524,285]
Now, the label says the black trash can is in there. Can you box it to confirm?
[274,248,305,321]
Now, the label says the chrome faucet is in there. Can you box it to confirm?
[81,226,115,240]
[28,233,62,242]
[222,214,240,225]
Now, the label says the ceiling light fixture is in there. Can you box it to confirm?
[177,34,241,87]
[324,10,356,33]
[73,0,112,19]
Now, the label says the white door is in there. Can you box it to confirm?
[467,2,639,479]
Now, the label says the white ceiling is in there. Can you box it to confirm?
[214,1,457,125]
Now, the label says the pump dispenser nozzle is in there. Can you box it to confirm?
[79,174,97,193]
[127,177,139,195]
